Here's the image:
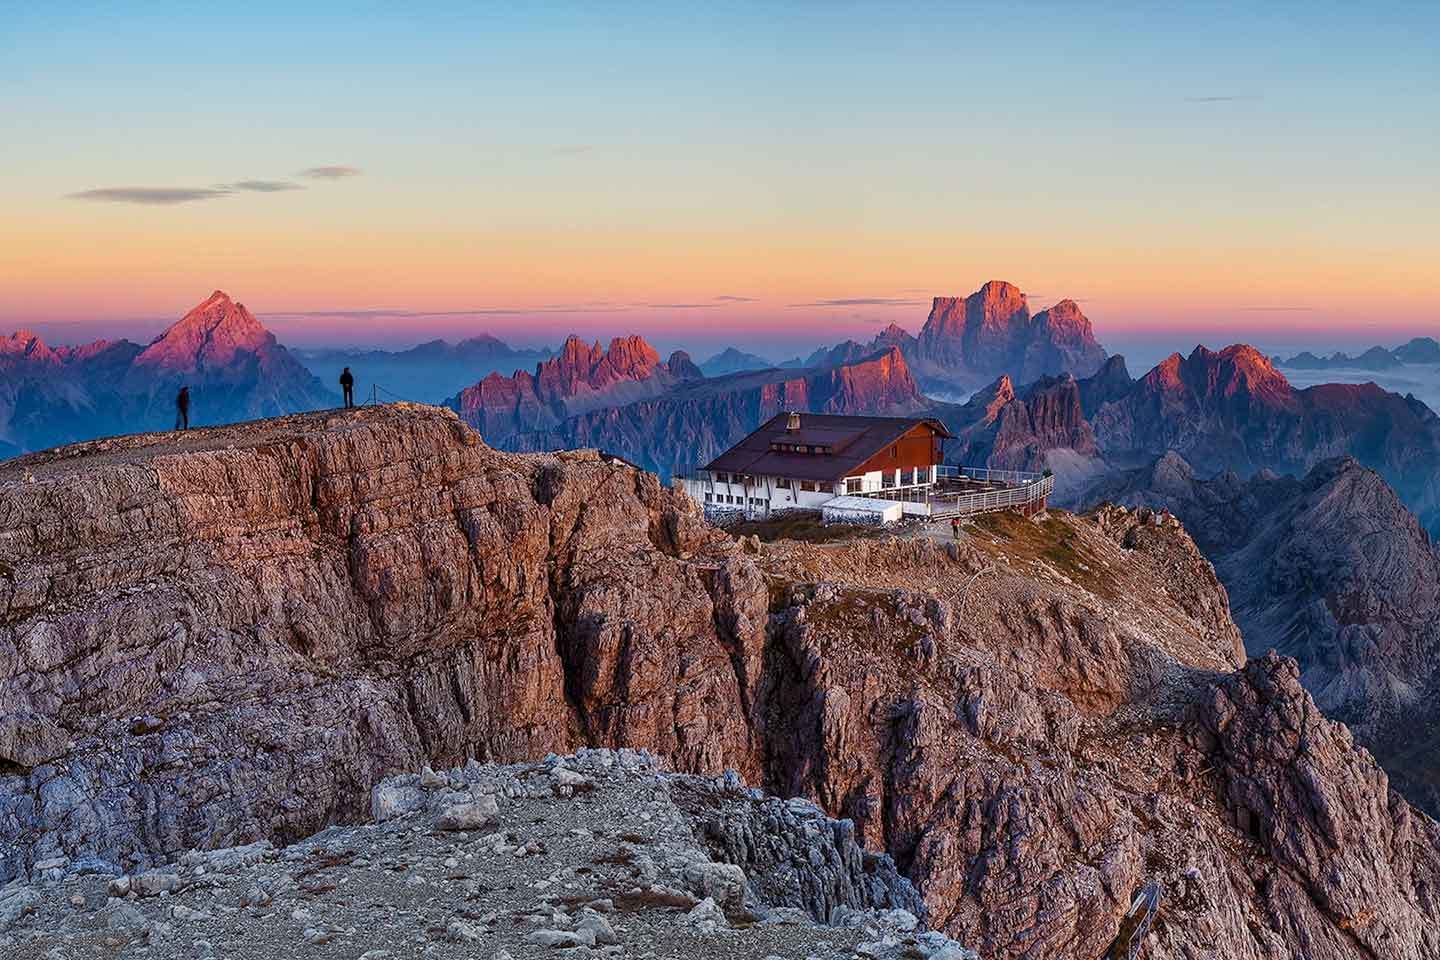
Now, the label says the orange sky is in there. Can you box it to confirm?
[3,5,1437,355]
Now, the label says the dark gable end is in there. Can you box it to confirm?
[703,412,951,483]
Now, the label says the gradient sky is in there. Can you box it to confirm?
[3,2,1437,362]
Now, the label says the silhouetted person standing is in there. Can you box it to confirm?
[175,386,190,431]
[340,367,355,408]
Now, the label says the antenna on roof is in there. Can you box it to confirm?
[786,411,801,433]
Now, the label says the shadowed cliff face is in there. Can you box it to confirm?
[1,406,1438,959]
[1090,453,1440,819]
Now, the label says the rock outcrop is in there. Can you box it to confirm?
[2,405,1439,958]
[448,334,703,442]
[1,748,972,957]
[912,283,1108,389]
[942,372,1098,472]
[1091,453,1440,819]
[800,283,1107,395]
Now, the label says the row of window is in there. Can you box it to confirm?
[845,466,933,494]
[710,472,753,485]
[704,493,768,507]
[769,441,832,455]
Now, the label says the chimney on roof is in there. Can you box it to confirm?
[786,411,801,433]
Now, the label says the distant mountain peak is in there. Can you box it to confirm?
[0,329,58,362]
[910,281,1105,386]
[134,290,274,374]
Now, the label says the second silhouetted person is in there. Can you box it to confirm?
[340,367,355,408]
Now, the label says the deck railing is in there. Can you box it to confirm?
[934,464,1047,486]
[927,471,1053,518]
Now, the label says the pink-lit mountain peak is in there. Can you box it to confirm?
[133,290,275,373]
[921,280,1031,341]
[0,329,60,365]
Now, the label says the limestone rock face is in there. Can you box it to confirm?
[944,372,1098,472]
[2,405,1438,959]
[912,282,1107,389]
[1092,452,1440,819]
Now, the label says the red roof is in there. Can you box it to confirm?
[702,413,952,482]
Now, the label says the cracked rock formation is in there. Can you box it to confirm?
[2,404,1438,958]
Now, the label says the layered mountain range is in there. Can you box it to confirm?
[507,345,928,478]
[1282,336,1440,370]
[2,405,1438,957]
[0,292,333,454]
[945,343,1440,534]
[698,346,802,377]
[447,334,705,442]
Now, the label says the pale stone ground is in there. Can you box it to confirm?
[0,750,975,960]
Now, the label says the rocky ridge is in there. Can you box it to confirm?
[803,283,1108,395]
[1,748,974,958]
[1,405,1439,957]
[1089,452,1440,819]
[936,343,1440,534]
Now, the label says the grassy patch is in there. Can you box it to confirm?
[970,511,1119,600]
[726,512,885,544]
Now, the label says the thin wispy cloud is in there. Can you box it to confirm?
[264,303,630,321]
[299,165,363,179]
[789,297,922,307]
[70,167,350,204]
[643,302,720,310]
[1184,95,1260,103]
[713,295,757,303]
[227,179,303,192]
[68,187,234,205]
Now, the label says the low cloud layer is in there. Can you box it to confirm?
[299,165,362,179]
